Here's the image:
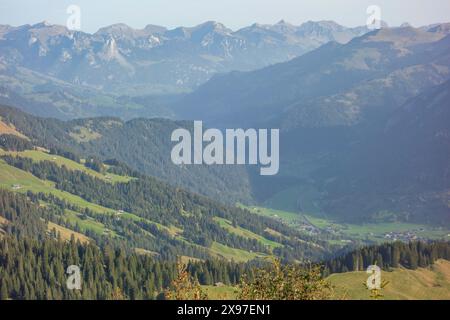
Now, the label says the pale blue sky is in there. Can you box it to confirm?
[1,0,449,33]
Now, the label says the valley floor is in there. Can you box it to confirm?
[244,205,450,245]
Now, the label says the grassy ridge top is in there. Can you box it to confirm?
[328,260,450,300]
[0,149,132,183]
[0,159,121,214]
[213,217,282,249]
[0,119,28,139]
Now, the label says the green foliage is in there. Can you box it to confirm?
[165,262,208,300]
[238,258,333,300]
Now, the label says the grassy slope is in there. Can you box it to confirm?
[63,209,109,235]
[47,221,90,244]
[328,260,450,300]
[0,159,135,237]
[0,159,121,214]
[243,205,300,225]
[210,242,267,263]
[0,119,28,139]
[0,150,189,239]
[0,194,91,244]
[213,217,282,249]
[202,285,239,300]
[0,149,132,183]
[0,161,177,236]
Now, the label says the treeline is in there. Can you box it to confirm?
[103,158,139,177]
[324,241,450,275]
[48,146,80,163]
[0,134,33,151]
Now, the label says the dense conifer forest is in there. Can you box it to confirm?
[324,241,450,275]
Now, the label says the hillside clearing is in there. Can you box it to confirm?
[328,259,450,300]
[47,221,90,244]
[0,149,132,183]
[209,242,267,263]
[0,119,28,139]
[202,285,239,300]
[214,217,282,249]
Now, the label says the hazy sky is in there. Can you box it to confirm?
[1,0,449,33]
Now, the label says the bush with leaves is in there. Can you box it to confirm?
[239,259,333,300]
[165,262,208,300]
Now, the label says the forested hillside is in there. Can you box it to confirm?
[0,159,320,300]
[1,187,450,300]
[0,105,253,204]
[0,136,330,263]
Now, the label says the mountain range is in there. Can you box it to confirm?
[0,20,369,119]
[177,24,450,129]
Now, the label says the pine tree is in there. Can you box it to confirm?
[0,280,8,300]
